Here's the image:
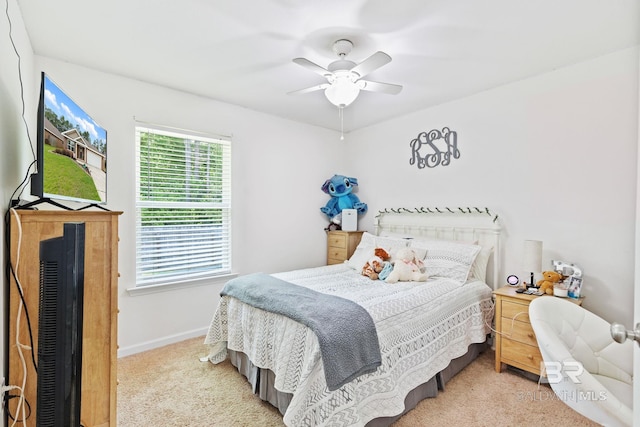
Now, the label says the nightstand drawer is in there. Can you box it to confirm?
[326,231,363,265]
[327,233,348,249]
[327,247,348,261]
[501,338,543,374]
[501,317,538,346]
[501,300,530,323]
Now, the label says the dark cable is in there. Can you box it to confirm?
[5,393,32,422]
[5,235,38,373]
[4,0,36,162]
[3,0,41,396]
[5,0,38,206]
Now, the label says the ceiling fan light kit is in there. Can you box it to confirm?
[324,71,360,107]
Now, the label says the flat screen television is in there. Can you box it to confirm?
[37,222,85,427]
[31,72,107,206]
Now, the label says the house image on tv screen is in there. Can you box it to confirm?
[44,118,106,172]
[43,116,107,202]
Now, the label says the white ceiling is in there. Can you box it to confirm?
[17,0,640,133]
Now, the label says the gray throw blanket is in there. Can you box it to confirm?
[220,273,381,391]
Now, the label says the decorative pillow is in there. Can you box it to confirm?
[407,237,493,283]
[468,245,493,282]
[347,232,408,270]
[409,239,481,283]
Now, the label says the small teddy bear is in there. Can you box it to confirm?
[536,270,563,295]
[385,247,428,284]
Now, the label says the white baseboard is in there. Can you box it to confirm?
[117,327,209,358]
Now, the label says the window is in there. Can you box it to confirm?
[135,126,231,287]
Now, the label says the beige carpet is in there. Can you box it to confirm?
[117,336,598,426]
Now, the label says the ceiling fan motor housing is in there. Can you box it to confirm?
[332,39,353,57]
[329,40,357,72]
[328,59,357,73]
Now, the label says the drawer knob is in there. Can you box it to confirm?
[527,333,534,338]
[527,354,533,360]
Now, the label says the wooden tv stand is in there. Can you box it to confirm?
[8,209,121,427]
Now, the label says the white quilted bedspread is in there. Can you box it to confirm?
[205,263,493,426]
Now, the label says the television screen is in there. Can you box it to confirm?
[32,72,107,205]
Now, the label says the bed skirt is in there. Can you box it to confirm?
[229,339,488,426]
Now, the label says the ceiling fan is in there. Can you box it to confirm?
[289,39,403,108]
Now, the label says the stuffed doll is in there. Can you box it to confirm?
[385,247,428,284]
[361,248,391,280]
[320,175,367,225]
[362,255,384,280]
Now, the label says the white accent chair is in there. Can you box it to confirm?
[529,296,633,427]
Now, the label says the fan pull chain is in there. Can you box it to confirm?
[339,106,344,141]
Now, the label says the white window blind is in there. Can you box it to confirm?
[135,126,231,287]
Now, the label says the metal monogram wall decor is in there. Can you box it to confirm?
[409,127,460,169]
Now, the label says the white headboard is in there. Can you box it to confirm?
[374,207,502,290]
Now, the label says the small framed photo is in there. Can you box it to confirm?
[567,277,582,298]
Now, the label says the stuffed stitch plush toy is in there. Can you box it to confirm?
[320,175,368,224]
[536,270,563,295]
[385,248,428,284]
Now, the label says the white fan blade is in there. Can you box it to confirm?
[292,58,333,78]
[358,80,402,95]
[287,83,330,95]
[350,51,391,78]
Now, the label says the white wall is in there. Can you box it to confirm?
[0,0,36,422]
[30,57,346,355]
[348,47,639,327]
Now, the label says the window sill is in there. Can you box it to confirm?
[126,273,237,296]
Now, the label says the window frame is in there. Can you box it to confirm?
[133,124,232,290]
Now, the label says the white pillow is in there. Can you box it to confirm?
[409,239,481,283]
[407,237,493,283]
[346,232,409,270]
[469,245,492,282]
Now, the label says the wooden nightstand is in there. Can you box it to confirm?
[326,230,364,265]
[493,286,584,376]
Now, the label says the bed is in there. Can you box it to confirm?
[205,207,502,426]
